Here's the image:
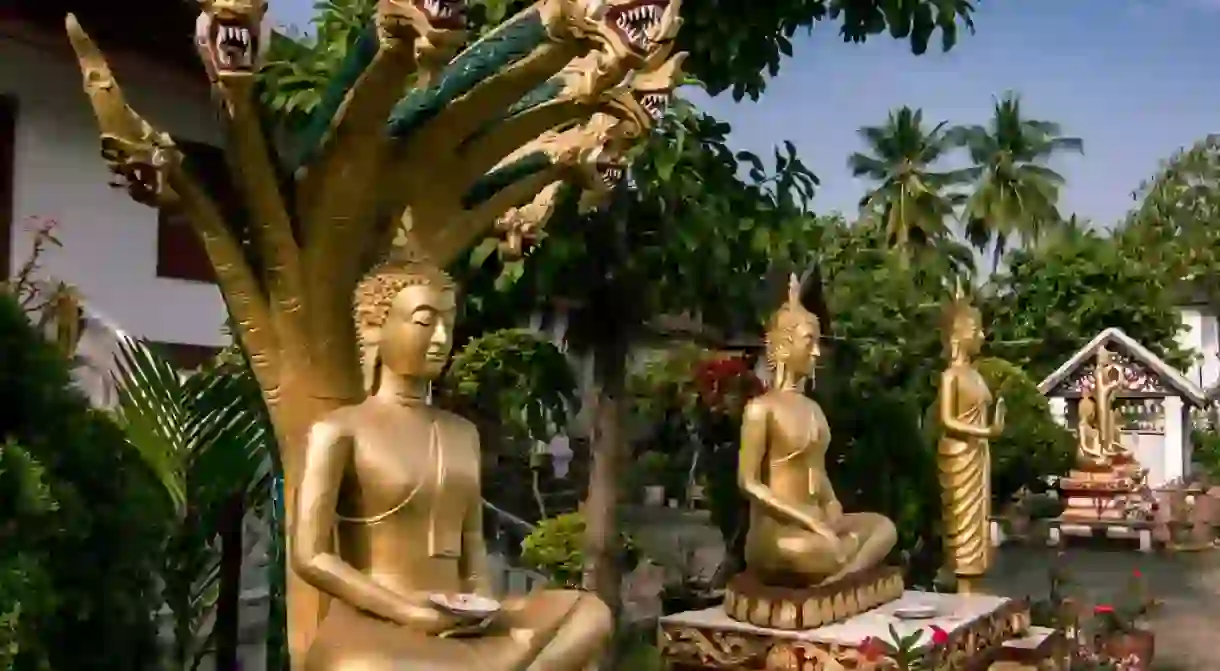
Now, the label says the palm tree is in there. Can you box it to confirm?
[111,339,272,671]
[848,106,967,264]
[952,92,1083,266]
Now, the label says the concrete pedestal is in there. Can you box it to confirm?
[659,591,1041,670]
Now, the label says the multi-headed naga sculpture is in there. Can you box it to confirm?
[65,0,684,662]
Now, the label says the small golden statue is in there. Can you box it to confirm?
[292,244,611,669]
[1094,346,1136,468]
[724,274,902,631]
[1075,389,1109,470]
[935,280,1004,594]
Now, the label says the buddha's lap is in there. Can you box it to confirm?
[305,590,592,670]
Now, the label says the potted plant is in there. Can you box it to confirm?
[521,512,638,588]
[1090,570,1158,670]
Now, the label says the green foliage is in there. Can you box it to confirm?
[0,440,56,669]
[260,0,377,131]
[110,338,273,669]
[985,229,1188,380]
[0,291,164,670]
[811,219,956,583]
[951,92,1084,264]
[464,100,821,348]
[974,357,1074,504]
[520,512,636,587]
[459,0,977,101]
[1191,424,1220,482]
[1118,134,1220,302]
[438,328,578,445]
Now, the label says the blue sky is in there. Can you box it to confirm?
[270,0,1220,226]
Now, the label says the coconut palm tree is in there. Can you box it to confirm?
[951,92,1083,266]
[848,106,967,264]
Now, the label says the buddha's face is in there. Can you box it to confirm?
[780,317,820,377]
[954,314,984,356]
[378,283,457,380]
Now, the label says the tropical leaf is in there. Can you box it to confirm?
[112,337,191,515]
[110,338,274,669]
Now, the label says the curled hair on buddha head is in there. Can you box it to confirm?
[940,276,982,360]
[353,240,456,392]
[764,273,820,372]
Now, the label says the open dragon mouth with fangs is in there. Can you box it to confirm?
[637,92,670,120]
[604,0,668,54]
[416,0,466,29]
[198,13,259,73]
[597,163,625,188]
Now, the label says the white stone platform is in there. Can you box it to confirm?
[659,590,1035,669]
[663,591,1011,645]
[1048,519,1153,553]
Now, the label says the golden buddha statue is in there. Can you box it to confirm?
[292,244,611,670]
[738,275,898,587]
[935,281,1004,594]
[1094,347,1136,468]
[1075,389,1109,470]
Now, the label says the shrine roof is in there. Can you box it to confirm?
[1036,327,1208,406]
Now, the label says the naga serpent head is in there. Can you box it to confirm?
[569,0,681,67]
[568,114,631,203]
[194,0,269,85]
[603,50,686,137]
[65,14,180,207]
[377,0,468,64]
[100,134,180,207]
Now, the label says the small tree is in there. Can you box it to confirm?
[985,229,1187,380]
[0,291,165,670]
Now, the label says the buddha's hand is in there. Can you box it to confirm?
[393,601,471,636]
[991,397,1006,436]
[825,500,844,528]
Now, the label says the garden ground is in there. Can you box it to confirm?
[622,510,1220,670]
[980,543,1220,671]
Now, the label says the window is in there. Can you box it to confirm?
[0,96,14,279]
[156,141,229,283]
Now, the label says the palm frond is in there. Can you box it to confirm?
[112,337,191,515]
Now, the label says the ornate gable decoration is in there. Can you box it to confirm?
[1037,327,1208,406]
[1052,347,1166,396]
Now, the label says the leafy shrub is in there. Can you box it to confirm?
[975,357,1074,505]
[0,291,166,669]
[520,512,636,588]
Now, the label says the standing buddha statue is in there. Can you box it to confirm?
[724,274,903,631]
[935,280,1004,595]
[291,244,611,670]
[1094,346,1136,469]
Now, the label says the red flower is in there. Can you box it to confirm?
[1132,569,1142,578]
[1094,604,1115,614]
[929,624,950,645]
[859,636,884,661]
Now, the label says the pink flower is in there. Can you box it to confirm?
[859,636,884,661]
[929,624,950,645]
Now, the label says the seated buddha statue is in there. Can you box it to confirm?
[1075,389,1110,471]
[738,275,898,587]
[292,244,611,670]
